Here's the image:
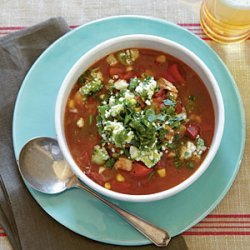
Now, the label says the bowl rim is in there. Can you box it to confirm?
[55,34,225,202]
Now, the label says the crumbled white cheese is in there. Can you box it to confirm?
[135,77,157,100]
[126,131,134,143]
[176,112,187,121]
[109,96,116,106]
[114,79,129,90]
[180,141,196,160]
[109,104,124,117]
[76,117,84,128]
[124,90,135,100]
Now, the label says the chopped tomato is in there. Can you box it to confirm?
[86,172,105,185]
[152,96,164,105]
[167,64,185,83]
[123,71,136,81]
[111,180,131,192]
[130,162,153,177]
[153,88,166,98]
[175,102,183,113]
[109,67,125,76]
[186,123,200,140]
[135,96,146,108]
[165,73,176,83]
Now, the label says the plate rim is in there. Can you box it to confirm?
[12,15,246,246]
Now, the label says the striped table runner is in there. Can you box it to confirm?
[0,21,249,250]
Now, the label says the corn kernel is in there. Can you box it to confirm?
[74,91,83,105]
[126,66,133,72]
[190,114,202,123]
[168,151,175,158]
[68,99,75,109]
[98,166,106,174]
[99,94,105,100]
[157,168,166,178]
[145,69,154,76]
[156,55,166,63]
[116,173,125,182]
[104,182,111,189]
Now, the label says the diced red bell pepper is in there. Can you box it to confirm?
[109,67,125,76]
[167,64,185,83]
[165,73,176,83]
[86,172,105,185]
[153,88,166,98]
[152,96,164,104]
[175,102,183,114]
[111,181,131,192]
[130,162,153,177]
[186,124,200,140]
[123,71,136,81]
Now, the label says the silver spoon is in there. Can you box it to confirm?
[18,137,171,247]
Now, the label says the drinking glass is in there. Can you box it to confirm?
[200,0,250,44]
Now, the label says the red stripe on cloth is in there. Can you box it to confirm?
[200,220,250,224]
[0,25,78,30]
[0,23,202,29]
[207,214,250,218]
[0,26,25,30]
[178,23,201,27]
[0,233,7,237]
[183,231,250,236]
[193,226,250,229]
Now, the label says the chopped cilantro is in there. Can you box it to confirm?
[105,158,116,168]
[77,70,91,85]
[163,99,176,106]
[129,78,140,90]
[89,115,93,125]
[92,75,203,169]
[79,68,103,96]
[197,137,205,147]
[174,158,182,168]
[186,95,197,112]
[186,161,195,169]
[188,95,197,101]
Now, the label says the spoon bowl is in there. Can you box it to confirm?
[18,137,171,247]
[18,137,75,194]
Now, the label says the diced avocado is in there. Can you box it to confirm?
[130,49,139,61]
[103,121,134,147]
[79,69,103,96]
[91,145,109,165]
[130,146,162,168]
[139,149,162,168]
[106,54,118,66]
[117,49,140,66]
[129,146,140,159]
[80,78,103,96]
[123,90,135,100]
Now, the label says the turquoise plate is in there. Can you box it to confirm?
[13,16,245,246]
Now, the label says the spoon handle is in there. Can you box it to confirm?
[75,181,171,247]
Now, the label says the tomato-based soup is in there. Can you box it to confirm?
[64,48,215,195]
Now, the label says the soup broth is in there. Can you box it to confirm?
[64,48,215,195]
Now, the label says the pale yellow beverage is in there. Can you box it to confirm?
[200,0,250,43]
